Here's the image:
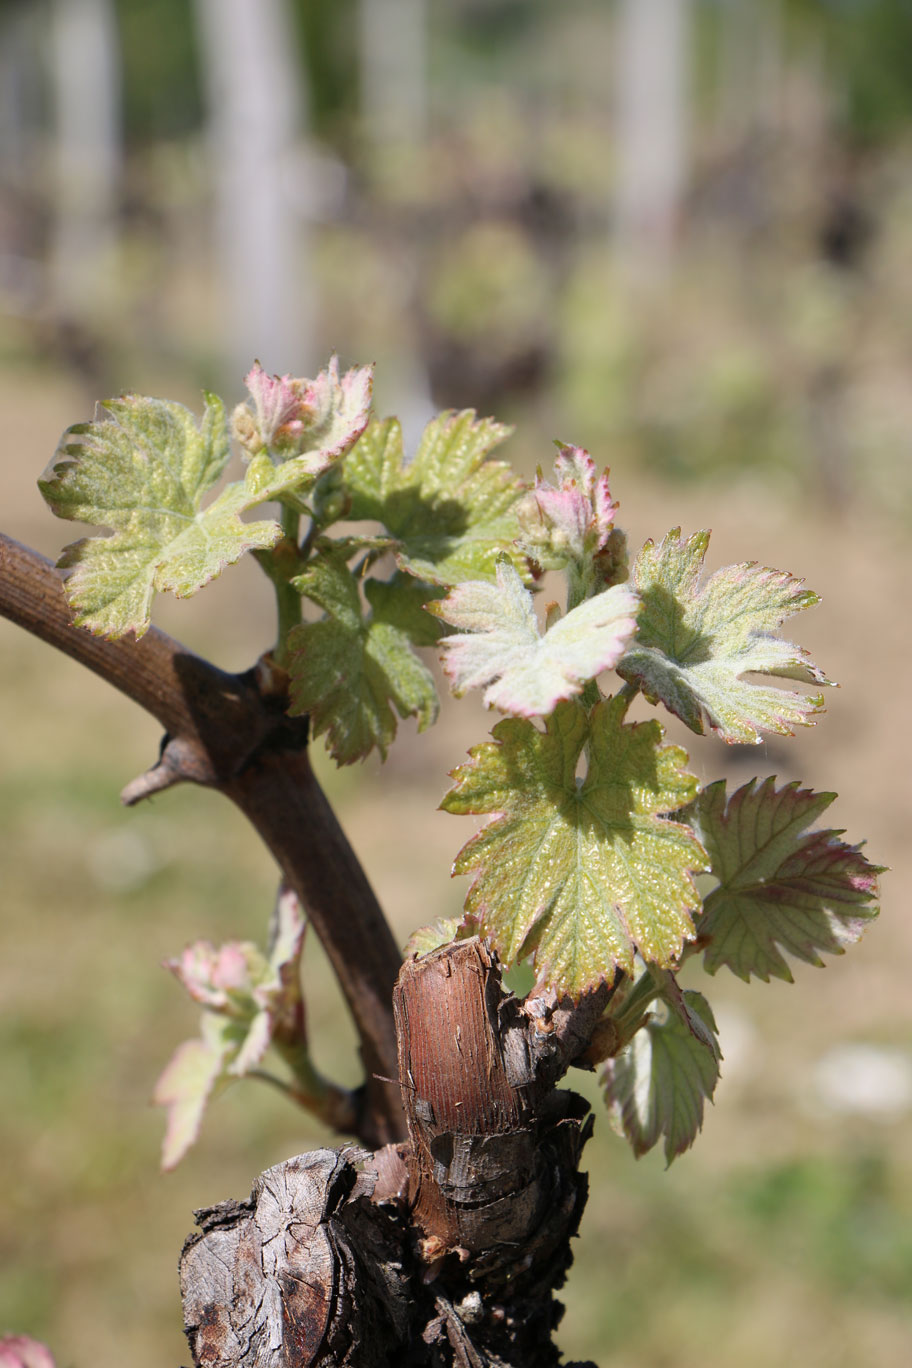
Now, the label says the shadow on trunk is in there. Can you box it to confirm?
[180,939,597,1368]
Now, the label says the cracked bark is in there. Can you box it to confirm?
[181,940,597,1368]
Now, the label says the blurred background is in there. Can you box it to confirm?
[1,1,911,1364]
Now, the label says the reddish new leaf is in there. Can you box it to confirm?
[689,777,881,982]
[516,443,618,570]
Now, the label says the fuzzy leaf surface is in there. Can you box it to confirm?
[340,411,525,584]
[619,528,829,743]
[39,394,281,637]
[516,442,618,569]
[443,698,707,995]
[240,357,373,499]
[689,777,881,982]
[288,549,438,763]
[432,560,639,716]
[603,990,721,1163]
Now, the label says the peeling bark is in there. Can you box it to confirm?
[180,940,596,1368]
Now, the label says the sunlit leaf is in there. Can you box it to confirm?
[442,698,707,995]
[288,548,438,763]
[619,528,830,743]
[688,777,881,982]
[40,360,373,639]
[603,989,721,1163]
[39,394,280,637]
[341,410,526,584]
[431,559,638,716]
[403,916,464,958]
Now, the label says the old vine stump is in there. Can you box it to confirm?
[180,939,596,1367]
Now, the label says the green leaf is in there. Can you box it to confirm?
[688,777,882,982]
[364,571,447,647]
[39,394,281,638]
[603,989,721,1164]
[403,916,464,958]
[341,410,526,584]
[288,548,438,763]
[618,528,830,744]
[431,559,639,716]
[442,697,707,996]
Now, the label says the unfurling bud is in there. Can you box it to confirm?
[515,443,619,572]
[231,361,315,459]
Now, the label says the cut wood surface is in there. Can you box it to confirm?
[180,939,596,1367]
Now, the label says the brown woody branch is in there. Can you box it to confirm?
[0,533,405,1145]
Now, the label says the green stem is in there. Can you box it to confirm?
[271,1032,359,1133]
[565,559,594,614]
[614,680,638,717]
[579,679,602,711]
[272,504,302,667]
[611,966,662,1039]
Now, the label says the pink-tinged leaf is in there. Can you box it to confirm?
[153,1015,244,1171]
[157,892,308,1164]
[242,362,308,449]
[262,884,308,1007]
[603,990,721,1164]
[431,560,639,717]
[236,357,374,496]
[166,940,262,1013]
[689,778,882,982]
[232,1010,273,1076]
[165,890,306,1023]
[298,356,374,461]
[516,443,618,570]
[0,1338,57,1368]
[619,528,831,743]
